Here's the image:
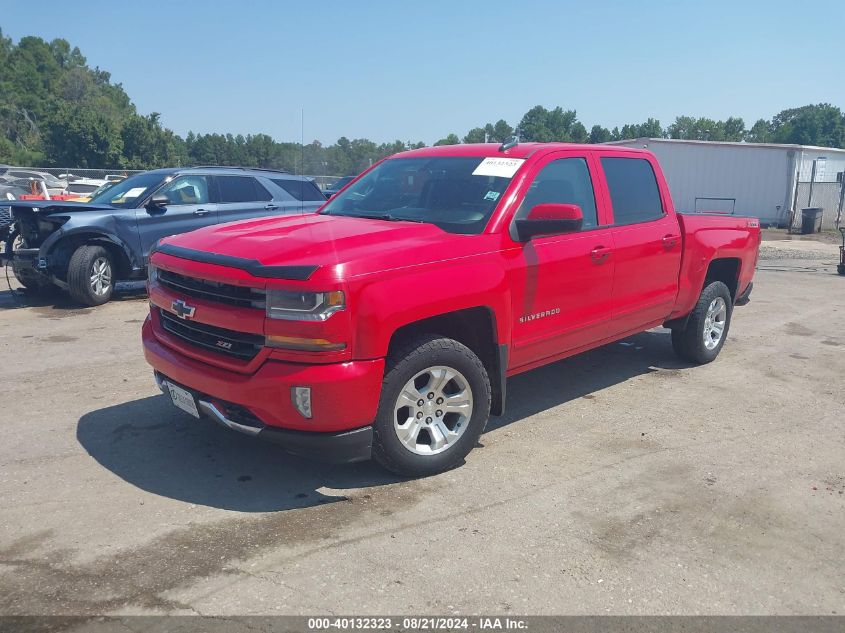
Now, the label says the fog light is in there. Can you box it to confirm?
[291,386,312,419]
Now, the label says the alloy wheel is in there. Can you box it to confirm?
[393,366,474,455]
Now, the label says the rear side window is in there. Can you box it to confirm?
[217,176,272,203]
[271,178,326,202]
[67,183,98,193]
[601,157,664,225]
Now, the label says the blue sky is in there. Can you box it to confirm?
[2,0,842,145]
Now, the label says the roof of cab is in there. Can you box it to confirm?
[396,142,652,160]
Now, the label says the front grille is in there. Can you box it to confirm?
[0,207,11,230]
[158,308,263,360]
[158,269,265,309]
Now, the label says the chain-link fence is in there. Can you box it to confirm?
[19,167,143,180]
[790,181,844,231]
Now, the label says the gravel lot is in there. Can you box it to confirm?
[1,239,843,617]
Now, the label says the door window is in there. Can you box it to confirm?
[271,178,326,202]
[157,176,212,205]
[217,176,272,203]
[601,157,664,225]
[514,158,598,233]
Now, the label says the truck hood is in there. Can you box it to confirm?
[159,213,485,280]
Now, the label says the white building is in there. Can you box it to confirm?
[607,138,845,229]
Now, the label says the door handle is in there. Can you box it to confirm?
[590,246,611,264]
[662,234,679,249]
[193,209,210,216]
[265,204,279,211]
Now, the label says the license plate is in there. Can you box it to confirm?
[166,382,200,419]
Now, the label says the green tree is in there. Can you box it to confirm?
[43,103,124,167]
[490,119,514,143]
[589,125,612,144]
[723,117,746,141]
[770,104,845,147]
[462,127,486,143]
[434,133,460,146]
[746,119,771,143]
[518,105,552,142]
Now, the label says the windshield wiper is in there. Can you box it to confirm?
[342,212,426,223]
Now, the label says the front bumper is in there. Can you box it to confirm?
[154,373,373,463]
[142,318,384,461]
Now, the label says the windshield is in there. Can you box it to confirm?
[88,182,116,198]
[321,157,518,234]
[329,176,354,190]
[89,172,166,208]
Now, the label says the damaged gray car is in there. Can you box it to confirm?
[4,167,326,305]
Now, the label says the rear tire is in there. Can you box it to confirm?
[671,280,733,364]
[67,245,114,306]
[372,334,491,477]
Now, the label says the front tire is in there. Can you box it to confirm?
[671,280,733,364]
[67,245,114,306]
[372,334,491,477]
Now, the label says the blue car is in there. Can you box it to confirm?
[7,167,326,305]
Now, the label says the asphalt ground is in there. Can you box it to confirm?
[1,239,843,618]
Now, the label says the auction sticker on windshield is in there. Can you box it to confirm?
[472,157,525,178]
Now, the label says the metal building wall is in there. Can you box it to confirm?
[612,139,796,226]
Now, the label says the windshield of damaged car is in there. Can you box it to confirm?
[320,157,516,234]
[89,172,165,208]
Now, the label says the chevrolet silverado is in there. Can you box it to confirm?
[142,142,760,476]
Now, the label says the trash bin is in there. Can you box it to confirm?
[801,207,823,234]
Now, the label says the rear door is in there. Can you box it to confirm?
[214,175,278,224]
[135,175,218,260]
[597,155,682,335]
[508,152,615,369]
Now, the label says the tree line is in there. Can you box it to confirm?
[2,32,844,177]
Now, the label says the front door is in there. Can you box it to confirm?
[136,175,218,260]
[508,153,615,370]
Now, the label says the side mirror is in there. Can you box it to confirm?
[515,203,583,241]
[146,194,169,213]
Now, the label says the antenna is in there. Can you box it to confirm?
[499,136,519,152]
[300,108,304,215]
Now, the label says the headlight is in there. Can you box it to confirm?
[266,289,345,321]
[147,264,158,285]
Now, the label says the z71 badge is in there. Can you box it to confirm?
[519,308,561,324]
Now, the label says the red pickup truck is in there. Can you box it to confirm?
[143,142,760,476]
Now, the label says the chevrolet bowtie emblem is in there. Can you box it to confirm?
[171,299,196,319]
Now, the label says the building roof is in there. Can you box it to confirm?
[606,137,845,154]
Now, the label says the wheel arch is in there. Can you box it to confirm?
[704,257,741,301]
[665,257,741,330]
[48,231,134,280]
[387,306,507,416]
